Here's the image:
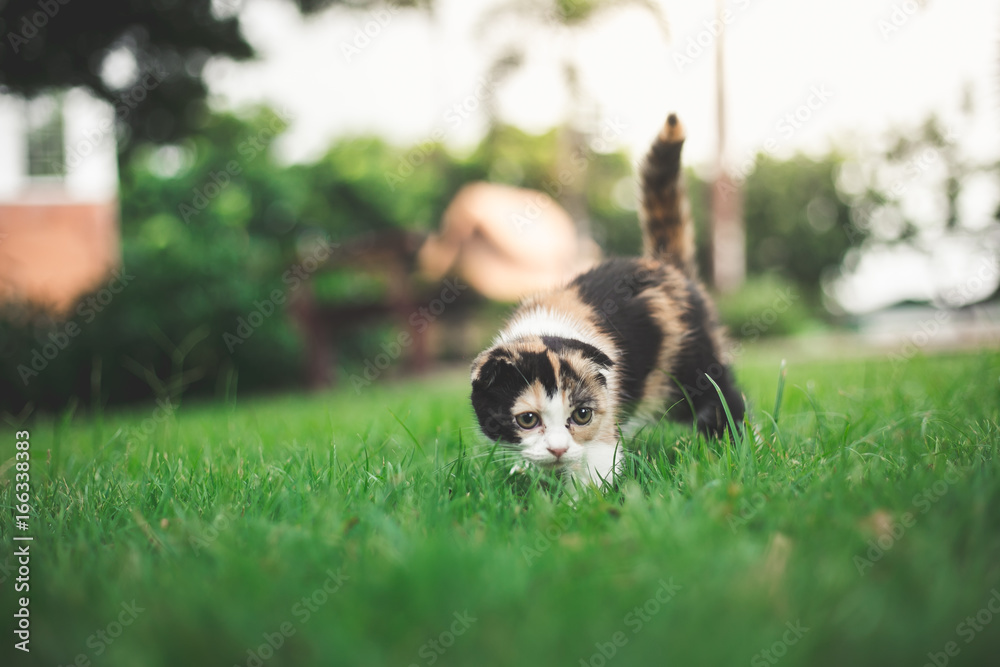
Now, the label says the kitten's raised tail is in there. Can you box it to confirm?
[640,113,696,276]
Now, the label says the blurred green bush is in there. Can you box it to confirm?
[0,107,477,412]
[714,273,817,341]
[688,152,858,309]
[0,109,863,413]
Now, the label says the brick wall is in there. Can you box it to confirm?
[0,201,120,314]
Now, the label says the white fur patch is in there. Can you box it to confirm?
[583,441,623,487]
[490,306,623,489]
[517,392,585,468]
[497,307,604,351]
[512,387,622,489]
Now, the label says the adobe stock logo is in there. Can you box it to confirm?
[349,278,468,393]
[672,0,755,73]
[578,578,682,667]
[339,3,401,62]
[921,589,1000,667]
[17,268,135,386]
[877,1,927,40]
[6,0,72,55]
[55,600,146,667]
[750,620,810,666]
[179,109,293,224]
[233,568,350,667]
[406,611,477,667]
[222,237,336,352]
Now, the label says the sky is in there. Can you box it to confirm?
[205,0,1000,312]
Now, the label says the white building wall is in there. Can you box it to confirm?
[62,88,119,202]
[0,95,28,200]
[0,87,118,204]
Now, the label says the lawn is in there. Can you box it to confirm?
[3,348,1000,667]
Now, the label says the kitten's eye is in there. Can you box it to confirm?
[571,407,593,425]
[515,412,540,429]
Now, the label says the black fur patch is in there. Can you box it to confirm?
[558,361,579,386]
[667,280,744,436]
[567,386,596,411]
[540,336,614,369]
[470,348,558,442]
[643,140,682,193]
[471,353,521,442]
[553,358,596,408]
[571,258,664,415]
[523,351,558,397]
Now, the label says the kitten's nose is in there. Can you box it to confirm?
[547,445,568,459]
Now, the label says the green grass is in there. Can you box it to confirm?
[3,349,1000,666]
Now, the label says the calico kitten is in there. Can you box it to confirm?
[470,113,744,487]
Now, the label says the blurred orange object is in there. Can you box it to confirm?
[418,182,600,301]
[0,200,119,314]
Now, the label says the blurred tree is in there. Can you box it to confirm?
[471,123,638,255]
[837,112,1000,304]
[0,101,880,409]
[683,152,858,337]
[867,115,967,235]
[478,0,669,113]
[742,153,855,302]
[474,0,669,228]
[687,154,856,303]
[0,105,478,411]
[0,0,431,153]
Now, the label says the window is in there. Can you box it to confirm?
[26,94,65,178]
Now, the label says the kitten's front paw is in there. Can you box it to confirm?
[509,462,530,477]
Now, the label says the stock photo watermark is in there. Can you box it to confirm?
[854,466,964,575]
[189,507,240,555]
[723,84,834,196]
[521,514,573,564]
[920,588,1000,667]
[223,235,337,352]
[672,0,756,73]
[846,124,958,244]
[55,601,146,667]
[6,0,72,54]
[578,577,683,667]
[734,289,799,346]
[234,568,349,667]
[179,107,293,224]
[349,277,468,393]
[406,611,477,667]
[16,267,135,386]
[750,620,810,667]
[120,398,177,444]
[508,117,627,232]
[385,76,500,191]
[50,65,169,176]
[578,578,681,667]
[888,258,1000,366]
[727,491,767,531]
[590,262,794,400]
[877,0,928,40]
[340,2,402,62]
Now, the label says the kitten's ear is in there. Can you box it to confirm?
[471,347,512,388]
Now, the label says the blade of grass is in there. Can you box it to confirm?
[772,358,787,430]
[388,408,425,456]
